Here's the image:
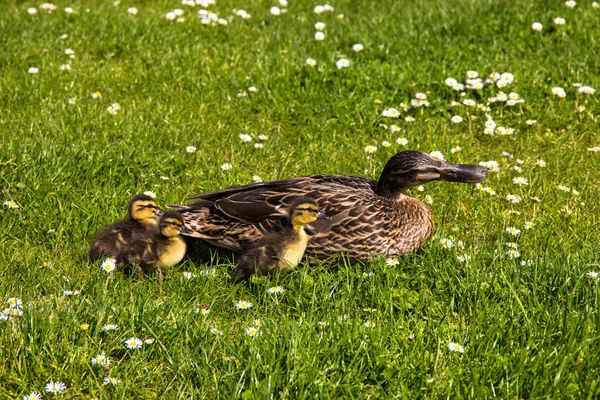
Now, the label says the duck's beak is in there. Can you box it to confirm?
[181,225,193,234]
[317,211,331,220]
[440,163,488,183]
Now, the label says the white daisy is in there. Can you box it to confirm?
[124,337,143,349]
[448,342,464,353]
[235,300,252,310]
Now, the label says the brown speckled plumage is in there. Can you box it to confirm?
[168,151,487,262]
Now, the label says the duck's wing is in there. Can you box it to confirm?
[184,175,375,224]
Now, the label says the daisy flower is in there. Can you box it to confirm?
[7,298,22,308]
[352,43,364,52]
[565,1,576,8]
[457,254,471,263]
[252,175,262,182]
[429,151,445,161]
[103,324,118,331]
[512,177,528,186]
[554,17,566,25]
[335,58,350,69]
[382,108,400,118]
[524,221,535,230]
[4,200,19,209]
[267,286,284,294]
[306,58,317,67]
[364,145,377,154]
[45,381,66,395]
[525,119,537,125]
[587,271,599,280]
[314,22,325,30]
[552,87,566,98]
[506,227,521,236]
[239,134,253,143]
[107,103,121,115]
[246,326,260,336]
[396,137,408,146]
[23,393,41,400]
[448,342,464,353]
[270,6,281,15]
[507,249,520,259]
[27,8,38,15]
[185,145,197,153]
[91,354,110,367]
[364,320,376,328]
[92,91,102,99]
[532,22,543,31]
[124,337,143,349]
[28,67,39,74]
[235,300,252,310]
[127,7,138,15]
[103,377,121,386]
[386,258,399,267]
[220,163,233,171]
[450,146,462,154]
[578,86,595,94]
[506,194,521,203]
[100,258,116,273]
[315,32,325,41]
[390,125,401,133]
[404,116,415,122]
[451,115,463,123]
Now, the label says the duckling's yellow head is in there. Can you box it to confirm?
[289,197,329,228]
[376,150,488,198]
[159,211,186,237]
[129,194,159,222]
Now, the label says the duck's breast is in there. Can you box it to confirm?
[159,237,187,267]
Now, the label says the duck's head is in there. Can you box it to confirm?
[129,194,159,222]
[159,211,190,237]
[289,197,330,228]
[376,150,488,198]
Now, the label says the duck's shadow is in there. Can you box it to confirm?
[183,237,237,268]
[182,236,360,274]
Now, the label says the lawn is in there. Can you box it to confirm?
[1,0,600,398]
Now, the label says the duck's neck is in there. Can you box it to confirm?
[292,224,309,236]
[391,193,434,245]
[376,176,411,200]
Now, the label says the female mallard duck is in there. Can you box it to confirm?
[116,211,189,282]
[169,150,487,262]
[89,194,159,262]
[233,197,329,282]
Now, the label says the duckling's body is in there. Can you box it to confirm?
[169,151,489,263]
[233,198,327,281]
[89,194,159,262]
[117,211,187,281]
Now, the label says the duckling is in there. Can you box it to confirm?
[88,194,159,262]
[116,211,189,282]
[233,197,329,282]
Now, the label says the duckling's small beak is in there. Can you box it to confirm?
[440,163,488,183]
[181,225,193,234]
[317,211,331,220]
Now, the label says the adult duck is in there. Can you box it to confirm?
[169,150,487,262]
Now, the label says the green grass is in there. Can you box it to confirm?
[2,0,600,398]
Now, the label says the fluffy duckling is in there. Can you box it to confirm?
[89,194,159,262]
[116,211,189,282]
[233,197,329,282]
